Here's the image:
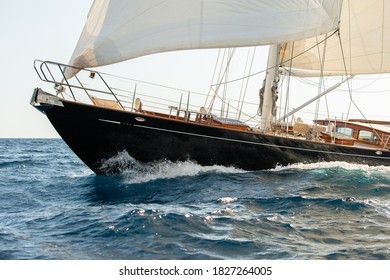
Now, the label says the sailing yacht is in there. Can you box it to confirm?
[31,0,390,174]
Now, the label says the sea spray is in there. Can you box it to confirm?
[99,150,246,184]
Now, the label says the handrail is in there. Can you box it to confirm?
[33,60,125,109]
[33,60,260,127]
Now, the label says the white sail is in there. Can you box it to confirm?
[66,0,342,77]
[283,0,390,76]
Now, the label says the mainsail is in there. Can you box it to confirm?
[66,0,342,78]
[283,0,390,76]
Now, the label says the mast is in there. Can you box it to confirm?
[260,44,281,131]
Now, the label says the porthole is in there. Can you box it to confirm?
[135,117,146,122]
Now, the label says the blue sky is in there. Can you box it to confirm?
[1,0,390,138]
[0,0,235,138]
[0,0,264,138]
[0,0,93,137]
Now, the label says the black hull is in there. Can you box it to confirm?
[32,91,390,174]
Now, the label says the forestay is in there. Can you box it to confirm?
[66,0,342,78]
[282,0,390,76]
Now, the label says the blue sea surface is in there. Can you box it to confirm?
[0,138,389,260]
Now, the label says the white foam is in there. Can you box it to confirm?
[101,151,246,184]
[272,161,390,175]
[218,197,238,203]
[204,216,213,222]
[212,207,235,215]
[66,168,94,178]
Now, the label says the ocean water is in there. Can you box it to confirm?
[0,138,389,260]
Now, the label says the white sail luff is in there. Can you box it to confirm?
[66,0,343,77]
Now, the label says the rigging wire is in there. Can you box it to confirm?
[314,33,328,123]
[97,30,352,123]
[93,29,376,129]
[338,30,365,120]
[282,42,293,124]
[207,48,236,113]
[337,28,386,145]
[211,30,339,87]
[221,49,233,116]
[203,48,222,108]
[238,47,257,120]
[236,47,252,119]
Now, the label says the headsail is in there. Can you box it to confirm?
[283,0,390,76]
[66,0,342,78]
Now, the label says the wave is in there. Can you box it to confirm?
[0,159,35,168]
[274,161,390,172]
[99,151,246,184]
[271,161,390,181]
[362,198,390,219]
[218,197,238,203]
